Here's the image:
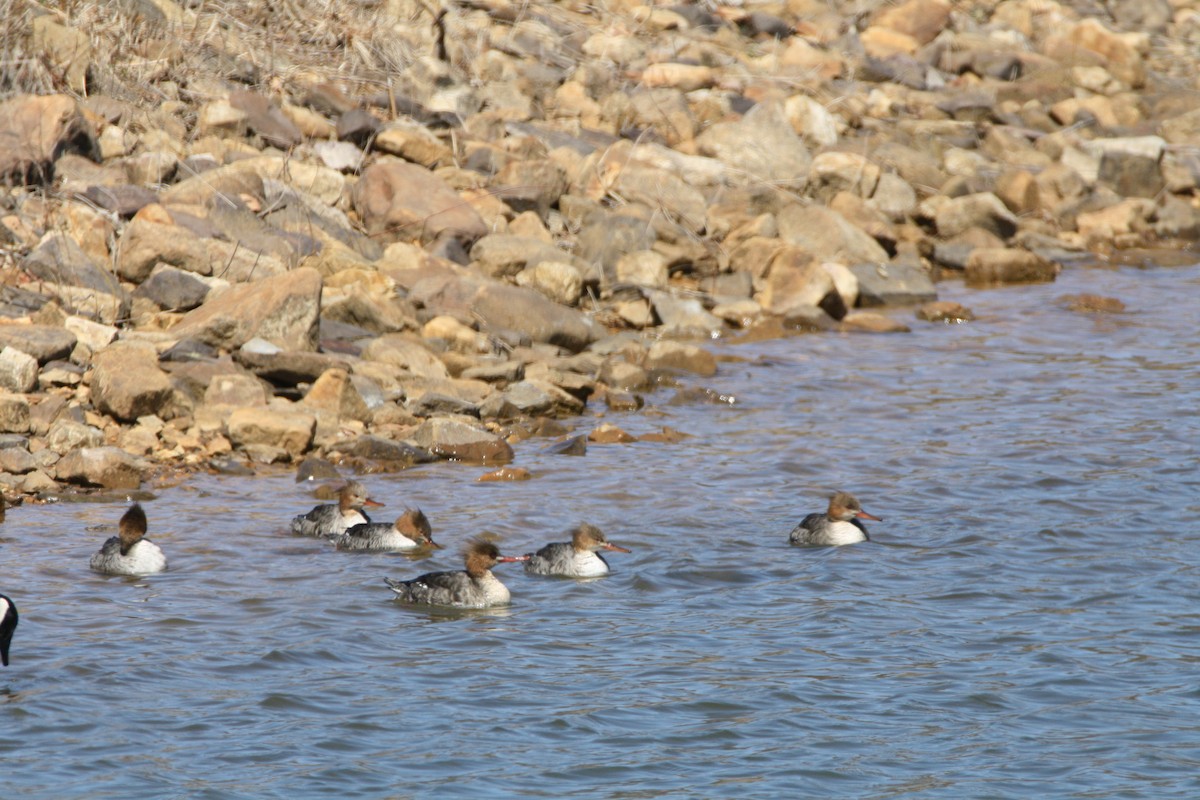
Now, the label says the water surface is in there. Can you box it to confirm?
[3,261,1199,798]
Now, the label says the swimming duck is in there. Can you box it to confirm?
[524,524,631,577]
[335,509,439,552]
[291,481,384,538]
[90,504,168,575]
[384,540,529,608]
[788,491,882,546]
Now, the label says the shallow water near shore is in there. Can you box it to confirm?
[3,260,1200,799]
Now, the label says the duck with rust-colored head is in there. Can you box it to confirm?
[291,481,384,538]
[525,524,631,578]
[384,539,529,608]
[788,492,882,546]
[90,504,168,575]
[335,508,439,552]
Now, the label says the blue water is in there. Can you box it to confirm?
[3,261,1199,798]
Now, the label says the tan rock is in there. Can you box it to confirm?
[373,121,453,168]
[0,393,30,434]
[641,63,716,92]
[0,94,97,185]
[477,466,532,482]
[777,205,890,264]
[170,267,323,352]
[352,159,487,246]
[515,261,583,306]
[55,446,142,489]
[227,406,316,458]
[615,250,669,289]
[841,312,910,333]
[860,26,920,58]
[1075,199,1154,245]
[31,18,91,94]
[361,335,450,379]
[299,368,372,423]
[873,0,951,44]
[91,342,174,423]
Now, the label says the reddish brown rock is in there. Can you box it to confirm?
[477,466,532,482]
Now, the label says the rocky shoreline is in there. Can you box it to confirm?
[0,0,1197,500]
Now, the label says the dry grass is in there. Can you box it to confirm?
[1,0,451,103]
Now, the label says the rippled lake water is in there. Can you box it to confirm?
[4,259,1200,798]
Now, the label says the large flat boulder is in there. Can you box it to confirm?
[169,268,323,351]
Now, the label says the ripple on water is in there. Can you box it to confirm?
[4,263,1200,797]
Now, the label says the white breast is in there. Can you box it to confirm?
[571,551,610,578]
[824,521,867,546]
[478,573,512,606]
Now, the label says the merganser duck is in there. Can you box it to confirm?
[90,504,168,575]
[0,594,16,667]
[291,481,384,538]
[789,491,882,546]
[335,508,439,552]
[384,540,529,608]
[525,524,631,577]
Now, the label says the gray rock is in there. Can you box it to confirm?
[409,418,514,463]
[849,262,938,307]
[22,233,129,323]
[1090,137,1166,199]
[0,445,37,474]
[46,418,104,453]
[0,347,38,392]
[361,335,449,379]
[646,291,724,337]
[0,325,77,364]
[645,341,717,377]
[932,193,1019,239]
[697,101,811,187]
[471,283,601,354]
[575,213,658,284]
[234,348,350,386]
[407,392,480,417]
[777,205,890,264]
[333,435,434,465]
[134,265,212,311]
